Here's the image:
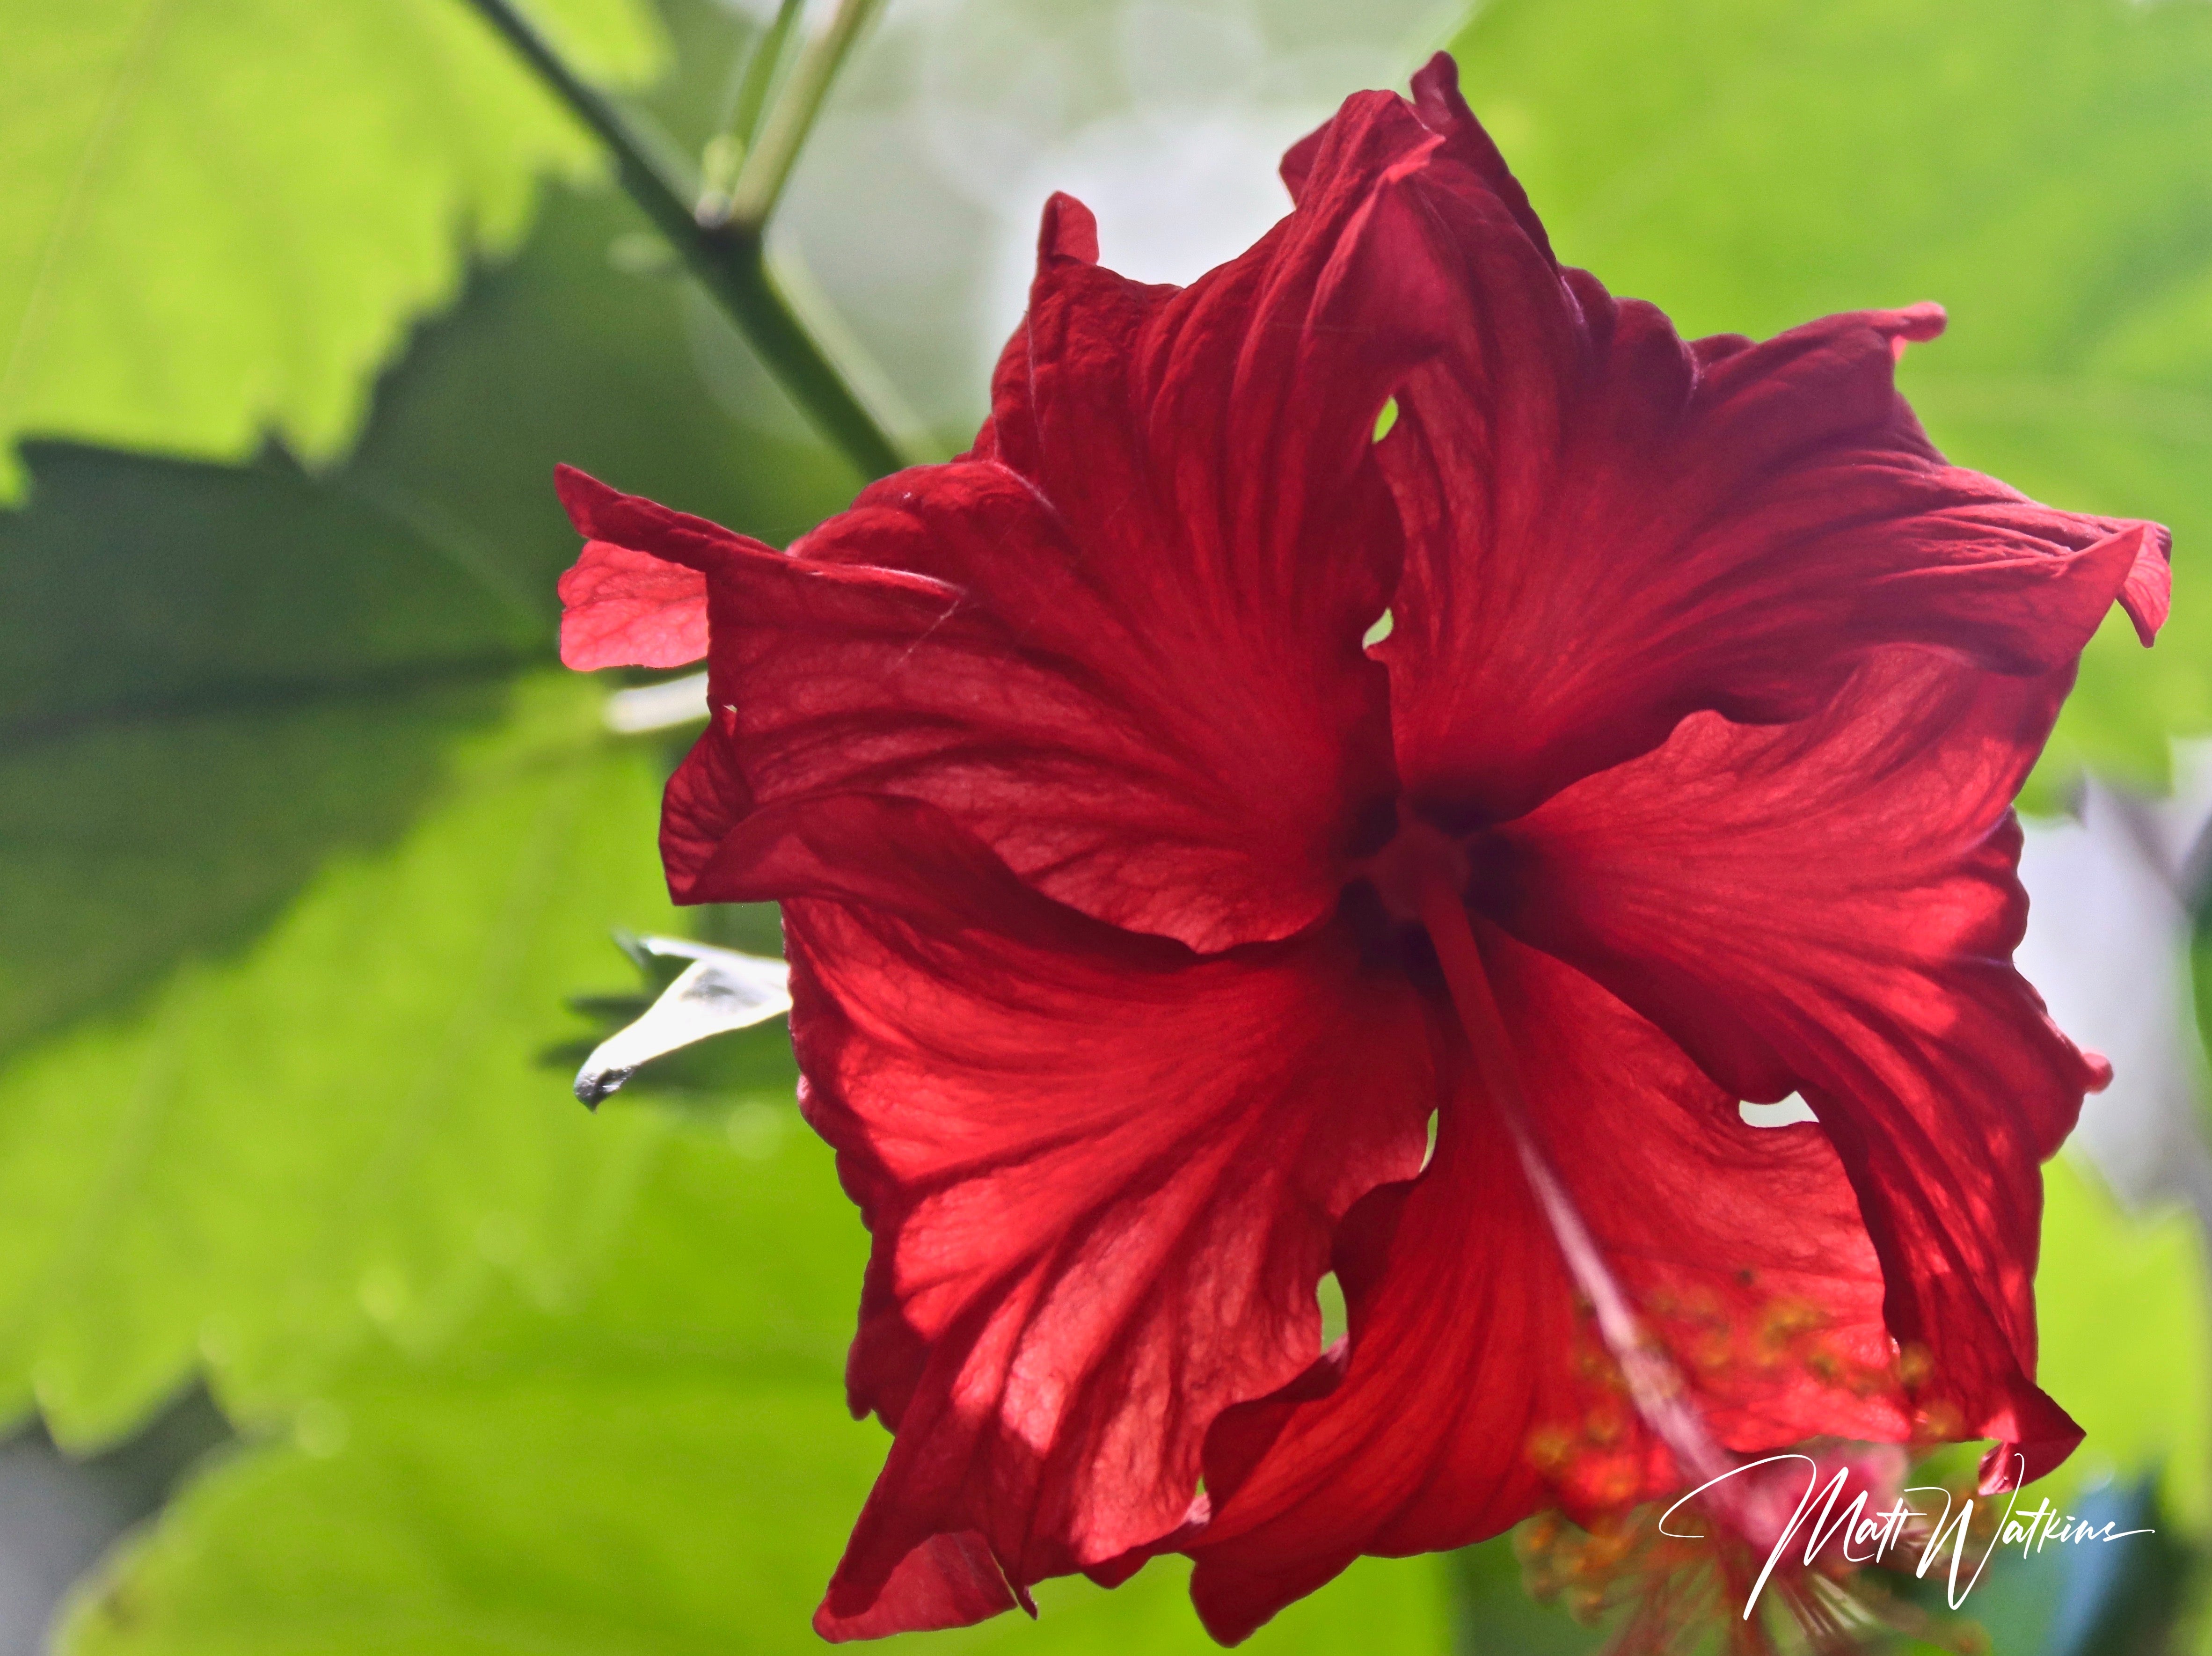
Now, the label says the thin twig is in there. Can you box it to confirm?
[460,0,905,479]
[732,0,806,151]
[698,0,805,216]
[725,0,888,230]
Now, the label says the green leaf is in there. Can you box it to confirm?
[0,451,533,1059]
[2033,1155,2212,1529]
[1448,1534,1602,1655]
[0,673,684,1444]
[0,67,853,1439]
[0,176,852,1062]
[54,1126,1454,1656]
[0,0,664,499]
[1448,0,2212,793]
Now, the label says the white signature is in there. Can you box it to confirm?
[1658,1453,2155,1619]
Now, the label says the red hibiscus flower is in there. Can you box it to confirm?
[555,53,2169,1647]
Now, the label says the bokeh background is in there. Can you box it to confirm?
[4,0,2211,1650]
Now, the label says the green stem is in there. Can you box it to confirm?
[725,0,887,230]
[730,0,805,151]
[460,0,905,480]
[699,0,804,212]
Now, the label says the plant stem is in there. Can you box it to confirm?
[460,0,905,480]
[730,0,806,151]
[698,0,804,223]
[724,0,887,230]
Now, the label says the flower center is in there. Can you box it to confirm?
[1346,807,1768,1540]
[1345,809,1469,927]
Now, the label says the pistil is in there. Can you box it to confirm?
[1409,860,1787,1547]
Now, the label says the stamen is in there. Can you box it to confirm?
[1411,868,1785,1544]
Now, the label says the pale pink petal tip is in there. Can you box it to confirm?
[1885,302,1947,360]
[556,539,709,671]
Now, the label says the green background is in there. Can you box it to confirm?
[2,0,2206,1651]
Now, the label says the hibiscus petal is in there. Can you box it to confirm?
[1486,648,2097,1495]
[814,1532,1027,1641]
[1184,934,1900,1642]
[557,88,1454,953]
[1375,55,2171,826]
[693,792,1437,1636]
[555,536,709,670]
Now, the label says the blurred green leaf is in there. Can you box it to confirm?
[0,673,684,1444]
[0,0,847,1467]
[2034,1156,2212,1530]
[1450,0,2212,795]
[0,451,532,1059]
[0,176,850,1061]
[0,176,850,1442]
[0,0,665,498]
[55,1125,1454,1656]
[1448,1534,1600,1655]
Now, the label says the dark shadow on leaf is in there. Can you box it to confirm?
[0,179,849,1064]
